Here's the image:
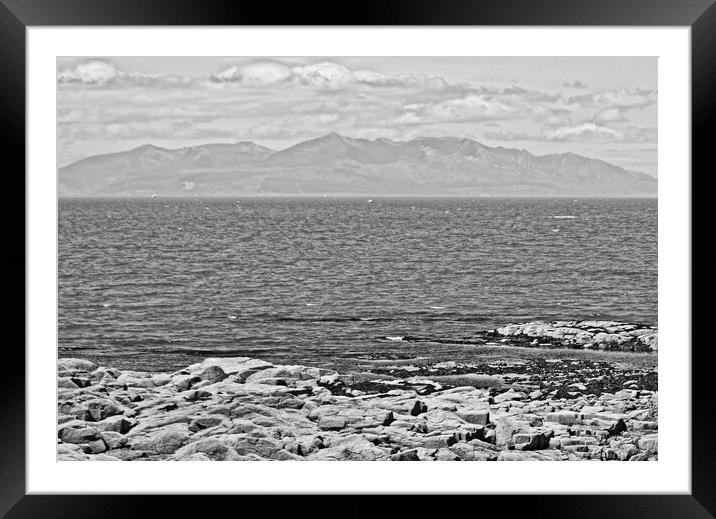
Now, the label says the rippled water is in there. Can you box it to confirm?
[58,198,657,371]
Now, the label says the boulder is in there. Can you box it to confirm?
[514,432,549,451]
[101,431,128,450]
[605,418,627,436]
[318,415,346,431]
[197,366,228,385]
[84,399,126,422]
[545,411,579,426]
[456,408,490,426]
[172,438,241,461]
[188,415,227,432]
[58,358,97,373]
[310,435,389,461]
[129,424,190,455]
[57,377,79,389]
[391,449,421,461]
[185,357,255,375]
[494,390,523,403]
[637,434,658,455]
[410,400,428,416]
[94,415,135,434]
[81,439,107,454]
[60,426,101,444]
[57,443,88,461]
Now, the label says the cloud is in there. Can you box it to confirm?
[353,70,448,90]
[485,123,656,144]
[542,122,621,141]
[210,62,294,86]
[209,60,449,90]
[593,89,656,109]
[593,107,629,123]
[567,88,656,112]
[397,94,516,124]
[57,60,119,85]
[58,60,196,88]
[562,79,587,89]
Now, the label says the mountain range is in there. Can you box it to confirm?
[58,133,657,197]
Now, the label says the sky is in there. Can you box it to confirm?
[57,57,657,176]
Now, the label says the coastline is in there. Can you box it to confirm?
[57,321,658,462]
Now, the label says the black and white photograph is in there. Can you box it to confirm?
[56,56,658,462]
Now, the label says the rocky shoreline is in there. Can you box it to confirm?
[390,320,658,352]
[57,322,657,462]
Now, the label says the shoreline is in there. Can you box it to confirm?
[58,320,658,374]
[57,321,658,462]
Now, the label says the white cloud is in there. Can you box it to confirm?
[594,107,629,123]
[209,60,449,91]
[353,70,448,90]
[292,62,353,89]
[58,60,196,88]
[593,89,656,109]
[57,60,119,85]
[210,62,293,86]
[542,122,621,141]
[398,94,515,124]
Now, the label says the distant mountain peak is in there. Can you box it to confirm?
[134,143,165,152]
[58,134,656,198]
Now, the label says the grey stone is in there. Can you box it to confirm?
[129,424,190,455]
[58,358,97,373]
[318,415,346,431]
[456,409,490,426]
[173,438,241,461]
[60,426,101,444]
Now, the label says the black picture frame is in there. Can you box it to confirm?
[2,0,713,516]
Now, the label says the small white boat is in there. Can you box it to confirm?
[367,199,374,203]
[151,193,157,199]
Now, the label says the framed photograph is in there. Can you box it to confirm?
[4,0,714,515]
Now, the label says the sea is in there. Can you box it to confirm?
[58,197,657,372]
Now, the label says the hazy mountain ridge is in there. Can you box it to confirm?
[58,133,657,197]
